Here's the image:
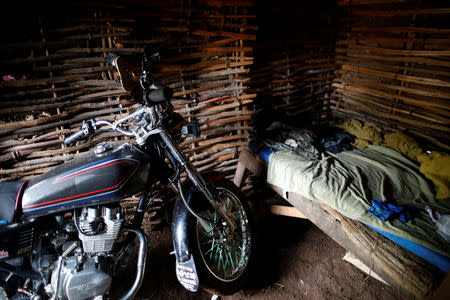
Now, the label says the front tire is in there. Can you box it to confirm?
[190,178,253,294]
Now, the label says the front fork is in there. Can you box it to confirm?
[160,129,236,292]
[159,130,237,231]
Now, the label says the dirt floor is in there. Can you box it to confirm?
[116,214,398,300]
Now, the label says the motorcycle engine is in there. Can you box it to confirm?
[49,206,123,300]
[78,206,123,254]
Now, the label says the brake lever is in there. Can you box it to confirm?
[95,119,135,137]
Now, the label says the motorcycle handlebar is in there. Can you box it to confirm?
[64,117,137,146]
[64,130,85,145]
[64,119,96,146]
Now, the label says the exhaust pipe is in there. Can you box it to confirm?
[120,229,148,300]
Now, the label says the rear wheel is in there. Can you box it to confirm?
[191,179,253,294]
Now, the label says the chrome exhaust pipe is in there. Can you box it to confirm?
[120,229,148,300]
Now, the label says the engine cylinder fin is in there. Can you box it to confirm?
[77,206,123,254]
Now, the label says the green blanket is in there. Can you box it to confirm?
[267,145,450,256]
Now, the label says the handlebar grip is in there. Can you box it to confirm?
[145,87,173,103]
[64,130,85,145]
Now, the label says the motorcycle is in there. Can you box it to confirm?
[0,50,253,299]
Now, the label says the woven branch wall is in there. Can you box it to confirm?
[2,0,449,187]
[0,0,255,230]
[333,0,450,147]
[0,1,255,184]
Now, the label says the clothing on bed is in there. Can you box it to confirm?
[338,120,449,199]
[368,199,411,223]
[317,126,354,154]
[338,119,383,149]
[251,122,355,162]
[426,206,450,242]
[382,132,423,162]
[267,145,450,256]
[253,122,320,160]
[418,152,450,200]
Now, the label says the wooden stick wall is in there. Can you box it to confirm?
[0,1,255,230]
[333,0,450,145]
[0,1,255,182]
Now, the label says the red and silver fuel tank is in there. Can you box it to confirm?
[22,143,150,218]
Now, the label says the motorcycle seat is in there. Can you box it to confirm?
[0,181,26,224]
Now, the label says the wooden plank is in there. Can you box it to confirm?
[343,252,389,285]
[267,205,307,219]
[268,185,420,299]
[233,160,247,188]
[237,150,267,179]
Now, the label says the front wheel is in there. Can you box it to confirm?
[191,178,253,294]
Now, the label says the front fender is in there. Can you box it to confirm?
[171,172,224,291]
[172,183,196,263]
[172,183,200,291]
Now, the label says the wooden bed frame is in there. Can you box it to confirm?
[233,149,448,300]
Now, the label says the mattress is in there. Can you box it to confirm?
[256,145,450,272]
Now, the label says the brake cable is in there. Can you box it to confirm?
[176,179,224,237]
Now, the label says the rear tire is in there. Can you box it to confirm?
[189,178,253,295]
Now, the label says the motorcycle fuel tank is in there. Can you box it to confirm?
[22,143,150,218]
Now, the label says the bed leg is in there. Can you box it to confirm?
[233,149,267,189]
[233,160,247,188]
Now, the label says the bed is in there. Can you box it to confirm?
[233,146,449,299]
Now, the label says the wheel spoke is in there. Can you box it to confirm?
[205,239,218,259]
[235,249,242,258]
[217,247,222,270]
[200,229,214,241]
[214,243,221,262]
[204,245,214,256]
[224,251,229,270]
[227,246,235,273]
